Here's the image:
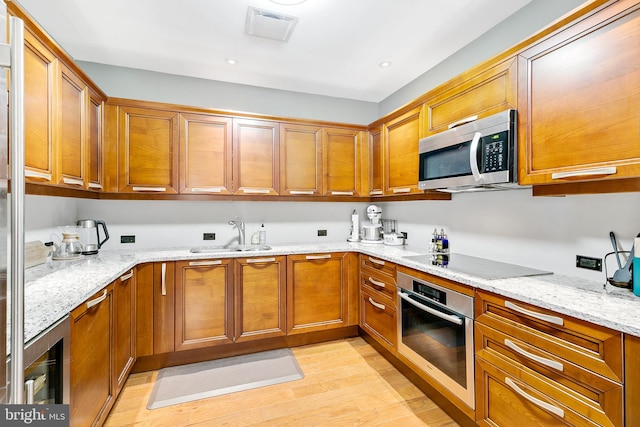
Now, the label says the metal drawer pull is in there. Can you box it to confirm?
[25,170,52,180]
[331,191,354,196]
[88,182,103,189]
[242,188,270,194]
[398,291,462,325]
[369,190,383,196]
[505,377,565,418]
[504,339,564,371]
[448,115,478,129]
[504,301,564,326]
[189,260,221,266]
[392,188,411,194]
[368,277,386,288]
[191,187,222,193]
[306,254,331,260]
[161,263,167,296]
[247,257,276,263]
[551,167,617,180]
[368,257,385,266]
[133,186,167,192]
[120,269,134,281]
[368,297,385,310]
[62,177,84,186]
[86,289,107,309]
[290,190,314,195]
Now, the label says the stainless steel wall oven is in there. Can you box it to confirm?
[397,272,474,409]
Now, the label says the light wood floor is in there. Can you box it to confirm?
[104,337,461,427]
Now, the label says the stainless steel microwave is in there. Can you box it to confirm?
[418,110,518,192]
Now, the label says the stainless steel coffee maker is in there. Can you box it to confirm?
[76,219,109,255]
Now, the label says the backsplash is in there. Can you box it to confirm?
[25,190,639,282]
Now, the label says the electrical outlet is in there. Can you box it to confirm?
[203,233,216,241]
[576,255,602,271]
[401,232,408,240]
[120,235,135,244]
[317,229,327,237]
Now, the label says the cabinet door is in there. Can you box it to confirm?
[179,113,233,194]
[70,285,113,427]
[57,62,86,188]
[233,118,279,195]
[323,127,361,197]
[518,1,640,185]
[175,259,233,351]
[24,29,57,183]
[135,263,153,357]
[113,269,135,396]
[424,57,517,137]
[365,126,383,196]
[384,106,423,195]
[153,262,175,354]
[86,88,104,191]
[235,256,286,342]
[279,123,322,196]
[118,106,179,193]
[287,252,350,334]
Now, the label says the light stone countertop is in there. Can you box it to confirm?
[20,241,640,347]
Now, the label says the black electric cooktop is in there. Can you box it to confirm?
[403,253,553,280]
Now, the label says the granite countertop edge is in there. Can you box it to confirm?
[21,242,640,345]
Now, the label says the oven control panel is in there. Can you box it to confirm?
[414,281,446,305]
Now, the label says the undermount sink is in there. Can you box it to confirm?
[189,244,272,253]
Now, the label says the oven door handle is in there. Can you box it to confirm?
[398,291,463,325]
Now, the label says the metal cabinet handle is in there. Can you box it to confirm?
[120,269,134,281]
[448,115,478,129]
[289,190,314,195]
[25,170,52,181]
[247,257,276,263]
[551,167,617,180]
[305,254,331,260]
[133,186,167,192]
[62,177,84,186]
[369,190,383,196]
[86,289,108,309]
[505,377,565,418]
[368,277,385,288]
[504,339,564,371]
[504,301,564,326]
[191,187,222,193]
[88,182,103,189]
[368,257,385,266]
[161,263,167,296]
[331,191,353,196]
[189,260,222,266]
[392,188,410,194]
[242,188,270,194]
[398,291,462,325]
[368,297,385,310]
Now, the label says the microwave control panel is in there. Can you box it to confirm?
[482,130,508,173]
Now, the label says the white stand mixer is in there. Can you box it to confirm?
[360,205,383,244]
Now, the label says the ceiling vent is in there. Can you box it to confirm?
[245,6,298,42]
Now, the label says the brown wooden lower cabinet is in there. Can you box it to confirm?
[360,289,396,353]
[70,284,114,427]
[113,268,136,396]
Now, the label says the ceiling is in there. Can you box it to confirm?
[17,0,533,103]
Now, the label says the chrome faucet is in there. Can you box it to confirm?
[228,216,245,246]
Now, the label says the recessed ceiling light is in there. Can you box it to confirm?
[270,0,306,5]
[225,58,239,65]
[379,61,392,68]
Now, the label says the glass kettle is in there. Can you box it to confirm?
[76,219,110,255]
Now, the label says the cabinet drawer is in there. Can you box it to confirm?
[476,291,623,383]
[476,323,622,425]
[360,290,396,353]
[361,265,397,305]
[476,356,622,427]
[360,254,396,277]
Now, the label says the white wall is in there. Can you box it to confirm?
[25,191,639,283]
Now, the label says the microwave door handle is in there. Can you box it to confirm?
[469,131,483,183]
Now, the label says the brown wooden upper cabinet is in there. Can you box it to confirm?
[179,113,233,194]
[233,118,280,195]
[24,28,57,184]
[323,127,362,197]
[424,57,517,137]
[279,123,322,196]
[364,126,383,196]
[384,106,424,195]
[57,62,86,188]
[118,106,180,194]
[518,0,640,186]
[87,87,104,191]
